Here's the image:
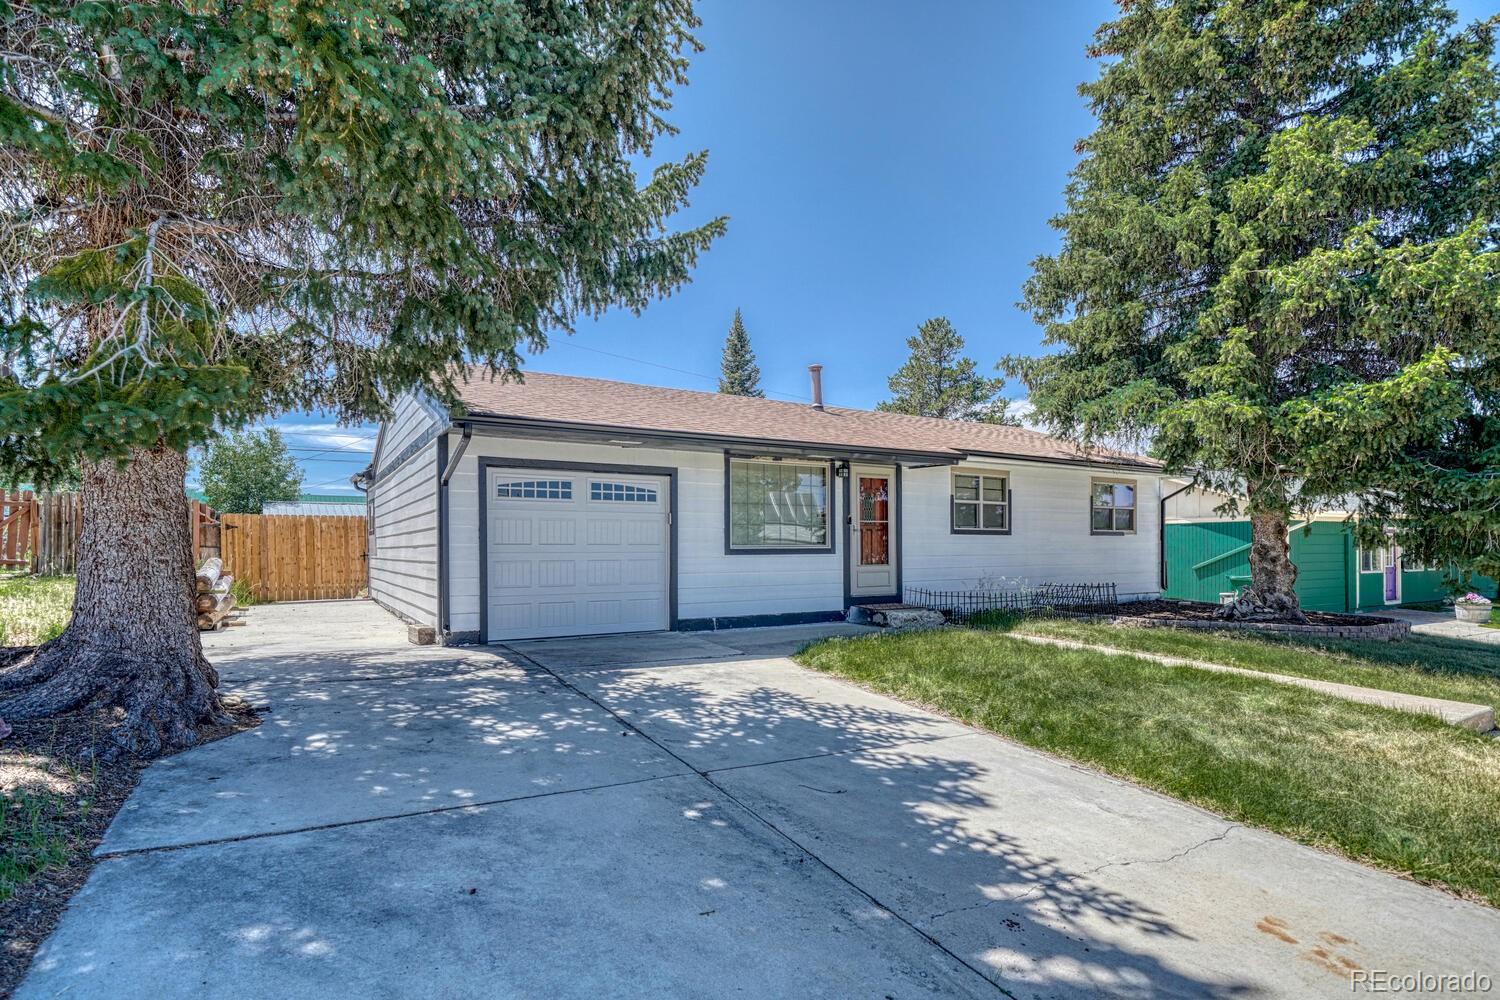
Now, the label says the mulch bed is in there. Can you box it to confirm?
[0,691,259,999]
[1107,599,1390,627]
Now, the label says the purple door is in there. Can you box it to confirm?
[1384,548,1399,602]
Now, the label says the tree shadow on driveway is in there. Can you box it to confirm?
[543,660,1269,999]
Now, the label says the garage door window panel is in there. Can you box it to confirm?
[590,481,659,503]
[496,479,573,500]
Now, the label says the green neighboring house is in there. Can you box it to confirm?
[1163,483,1495,613]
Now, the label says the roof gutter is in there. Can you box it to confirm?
[959,449,1163,474]
[1160,479,1195,591]
[459,413,961,465]
[436,423,472,642]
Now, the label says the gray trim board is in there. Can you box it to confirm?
[458,413,1160,473]
[841,466,852,608]
[435,433,450,639]
[477,457,679,644]
[677,610,847,631]
[461,414,959,465]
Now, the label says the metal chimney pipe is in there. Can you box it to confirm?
[808,364,824,410]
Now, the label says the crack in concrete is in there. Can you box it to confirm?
[92,771,690,860]
[925,824,1241,921]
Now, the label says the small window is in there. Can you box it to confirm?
[1090,480,1136,533]
[1403,555,1426,573]
[590,481,658,503]
[727,458,830,551]
[952,472,1009,533]
[495,479,572,500]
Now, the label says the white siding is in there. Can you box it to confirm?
[1164,480,1241,523]
[447,437,847,636]
[368,436,440,627]
[444,434,1164,638]
[373,392,444,476]
[901,459,1163,598]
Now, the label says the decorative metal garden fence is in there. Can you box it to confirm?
[904,582,1119,623]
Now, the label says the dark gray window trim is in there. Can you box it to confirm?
[949,469,1013,536]
[722,452,837,556]
[477,457,678,644]
[1090,475,1139,536]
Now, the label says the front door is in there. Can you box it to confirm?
[850,467,897,598]
[1384,542,1401,604]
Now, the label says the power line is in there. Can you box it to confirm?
[548,340,814,403]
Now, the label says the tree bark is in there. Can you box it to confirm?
[1218,495,1309,624]
[0,444,228,757]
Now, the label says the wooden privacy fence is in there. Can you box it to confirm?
[1,491,218,575]
[220,513,368,602]
[0,489,36,569]
[2,490,85,573]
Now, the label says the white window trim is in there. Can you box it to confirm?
[1090,477,1138,535]
[724,456,834,554]
[950,469,1010,534]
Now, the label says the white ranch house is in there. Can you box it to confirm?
[362,369,1166,643]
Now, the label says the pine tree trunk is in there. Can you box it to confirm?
[1218,494,1309,624]
[0,444,227,758]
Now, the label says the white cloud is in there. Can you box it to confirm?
[267,420,378,453]
[1006,396,1043,430]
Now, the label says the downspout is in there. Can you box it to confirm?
[436,423,472,643]
[1160,480,1194,592]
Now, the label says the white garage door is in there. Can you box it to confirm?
[485,467,670,641]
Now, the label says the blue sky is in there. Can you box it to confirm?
[252,0,1496,496]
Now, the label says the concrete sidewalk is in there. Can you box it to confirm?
[1008,631,1497,731]
[1375,607,1500,645]
[16,602,1500,999]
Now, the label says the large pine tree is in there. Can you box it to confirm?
[718,308,764,397]
[0,0,724,755]
[1012,1,1499,620]
[879,317,1016,423]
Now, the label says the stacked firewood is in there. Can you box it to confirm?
[194,557,240,630]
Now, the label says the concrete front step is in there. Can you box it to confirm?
[846,603,947,630]
[1009,633,1497,733]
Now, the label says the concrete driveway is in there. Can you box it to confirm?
[16,601,1499,999]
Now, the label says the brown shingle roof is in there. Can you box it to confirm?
[454,370,1159,470]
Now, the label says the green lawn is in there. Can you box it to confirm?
[795,628,1500,906]
[993,616,1500,707]
[0,575,74,647]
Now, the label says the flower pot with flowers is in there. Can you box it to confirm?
[1454,593,1493,624]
